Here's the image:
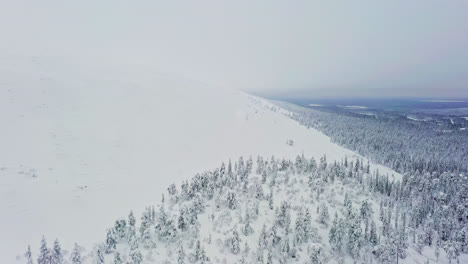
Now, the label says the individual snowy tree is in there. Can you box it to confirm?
[319,155,327,170]
[347,213,362,260]
[354,158,360,172]
[303,208,312,242]
[379,201,384,222]
[378,238,392,264]
[129,235,139,251]
[344,193,352,217]
[309,244,324,264]
[434,235,441,261]
[243,241,250,257]
[360,199,373,220]
[387,230,406,264]
[177,242,185,264]
[25,245,33,264]
[262,170,267,184]
[113,252,122,264]
[70,243,82,264]
[127,211,136,241]
[105,229,116,253]
[242,210,253,236]
[444,242,459,264]
[139,209,152,237]
[268,189,274,210]
[95,247,104,264]
[194,240,202,261]
[359,244,374,264]
[230,230,241,254]
[227,192,238,210]
[259,224,268,249]
[369,220,378,246]
[155,205,177,240]
[329,214,344,253]
[178,209,187,231]
[294,209,305,243]
[199,246,209,264]
[269,225,280,246]
[255,183,264,199]
[141,228,154,248]
[280,236,290,260]
[114,219,127,240]
[317,203,330,226]
[256,243,264,263]
[416,228,425,254]
[37,236,50,264]
[51,239,63,264]
[276,201,290,228]
[129,249,143,264]
[266,250,273,264]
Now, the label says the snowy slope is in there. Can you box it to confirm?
[0,58,400,262]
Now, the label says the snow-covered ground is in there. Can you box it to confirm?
[0,58,400,262]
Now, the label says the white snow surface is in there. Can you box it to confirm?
[0,58,400,262]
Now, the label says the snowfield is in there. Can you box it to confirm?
[1,58,401,262]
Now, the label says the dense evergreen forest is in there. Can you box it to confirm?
[28,154,467,263]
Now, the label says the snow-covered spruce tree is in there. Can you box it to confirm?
[70,243,82,264]
[113,219,127,241]
[308,243,325,264]
[177,242,185,264]
[129,249,143,264]
[178,208,187,232]
[294,208,305,244]
[267,189,274,210]
[347,212,362,260]
[51,239,63,264]
[105,229,117,253]
[37,236,50,264]
[317,202,330,226]
[127,211,136,242]
[113,252,122,264]
[258,224,268,250]
[266,250,273,264]
[94,247,105,264]
[227,192,238,210]
[329,213,344,253]
[444,241,460,264]
[242,209,253,236]
[25,245,33,264]
[155,205,177,241]
[369,220,378,246]
[229,230,241,254]
[276,201,290,228]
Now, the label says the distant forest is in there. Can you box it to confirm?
[276,102,468,174]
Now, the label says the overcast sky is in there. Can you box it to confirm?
[1,0,467,98]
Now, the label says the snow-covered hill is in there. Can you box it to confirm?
[0,58,400,263]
